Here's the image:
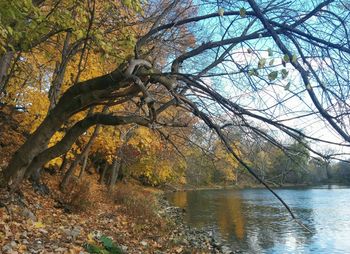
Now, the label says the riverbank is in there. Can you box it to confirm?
[159,197,239,254]
[0,174,238,253]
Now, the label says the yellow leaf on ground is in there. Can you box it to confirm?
[34,221,45,228]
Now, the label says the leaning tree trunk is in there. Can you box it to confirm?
[29,30,79,184]
[2,59,151,188]
[59,153,69,173]
[1,62,130,187]
[2,109,67,186]
[60,123,102,190]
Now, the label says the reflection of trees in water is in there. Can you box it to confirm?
[171,191,187,208]
[236,202,315,252]
[169,191,246,240]
[217,193,245,240]
[168,190,316,253]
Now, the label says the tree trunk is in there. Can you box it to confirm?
[108,159,121,191]
[78,153,89,179]
[59,153,69,173]
[2,61,131,187]
[107,126,135,190]
[60,123,101,190]
[48,31,72,111]
[99,163,108,184]
[0,51,15,95]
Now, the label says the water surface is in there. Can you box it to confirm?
[167,186,350,253]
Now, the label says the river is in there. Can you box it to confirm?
[167,185,350,253]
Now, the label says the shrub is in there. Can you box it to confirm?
[62,178,93,212]
[112,183,161,224]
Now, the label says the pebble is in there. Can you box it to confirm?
[2,243,13,253]
[160,197,231,253]
[221,246,234,254]
[121,245,128,251]
[21,208,37,221]
[54,247,68,253]
[10,241,17,248]
[39,228,48,234]
[140,240,148,246]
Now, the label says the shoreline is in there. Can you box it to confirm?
[159,196,238,254]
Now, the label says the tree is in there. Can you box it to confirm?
[1,1,350,223]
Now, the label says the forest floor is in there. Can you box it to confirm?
[0,173,227,254]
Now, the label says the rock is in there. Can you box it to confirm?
[221,246,233,254]
[70,226,81,240]
[34,203,42,209]
[121,245,128,252]
[21,232,28,239]
[21,208,36,221]
[175,246,183,253]
[63,226,81,241]
[54,247,68,253]
[10,241,17,248]
[2,243,13,253]
[38,228,48,234]
[91,230,102,240]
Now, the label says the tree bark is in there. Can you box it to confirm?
[0,51,15,95]
[48,31,72,111]
[108,158,121,191]
[78,153,89,179]
[60,123,101,190]
[59,153,69,173]
[99,163,108,184]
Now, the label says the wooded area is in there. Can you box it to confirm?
[1,0,350,253]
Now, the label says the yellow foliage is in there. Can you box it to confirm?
[213,141,241,182]
[125,127,183,185]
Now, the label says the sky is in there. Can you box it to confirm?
[182,1,350,160]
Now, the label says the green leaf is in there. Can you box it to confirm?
[100,235,123,254]
[6,26,13,35]
[268,71,278,81]
[218,8,224,16]
[258,58,266,69]
[122,0,132,8]
[100,235,114,249]
[84,243,103,253]
[269,59,274,66]
[284,82,291,90]
[281,69,289,79]
[267,48,273,57]
[248,69,258,76]
[292,54,297,63]
[283,54,290,63]
[239,8,246,17]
